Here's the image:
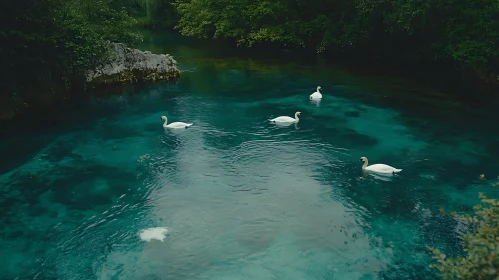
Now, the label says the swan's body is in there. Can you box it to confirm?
[310,86,322,99]
[269,112,301,123]
[360,157,402,174]
[161,116,193,129]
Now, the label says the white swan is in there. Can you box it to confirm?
[360,157,402,174]
[161,116,193,129]
[269,111,301,123]
[310,86,322,99]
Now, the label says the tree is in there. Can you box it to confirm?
[0,0,140,118]
[116,0,179,29]
[428,190,499,279]
[171,0,499,83]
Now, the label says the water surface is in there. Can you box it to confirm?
[1,32,499,280]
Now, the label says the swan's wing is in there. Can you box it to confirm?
[367,164,397,173]
[310,92,322,99]
[272,116,295,122]
[167,122,192,128]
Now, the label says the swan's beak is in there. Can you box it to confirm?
[359,158,363,161]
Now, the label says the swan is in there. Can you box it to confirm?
[310,86,322,99]
[360,157,402,174]
[269,111,301,123]
[161,116,193,129]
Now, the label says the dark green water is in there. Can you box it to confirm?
[1,31,498,279]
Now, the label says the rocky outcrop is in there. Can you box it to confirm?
[86,43,180,87]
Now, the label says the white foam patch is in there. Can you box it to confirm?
[139,227,169,242]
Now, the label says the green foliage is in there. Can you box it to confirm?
[173,0,336,48]
[428,191,499,279]
[0,0,140,118]
[117,0,178,29]
[171,0,499,81]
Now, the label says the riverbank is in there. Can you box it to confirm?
[200,37,499,97]
[1,30,497,125]
[0,42,180,122]
[169,0,499,93]
[137,29,499,99]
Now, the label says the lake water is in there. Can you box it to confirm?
[1,31,499,280]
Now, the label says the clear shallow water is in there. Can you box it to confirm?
[1,32,499,280]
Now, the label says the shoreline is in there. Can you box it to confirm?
[1,32,497,124]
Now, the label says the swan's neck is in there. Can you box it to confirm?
[362,160,368,169]
[295,113,300,121]
[317,87,321,92]
[163,118,168,126]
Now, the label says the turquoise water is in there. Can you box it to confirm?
[1,32,499,280]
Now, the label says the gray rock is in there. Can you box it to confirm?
[86,43,180,86]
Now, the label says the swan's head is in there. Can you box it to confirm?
[161,116,167,120]
[360,157,367,162]
[296,111,301,115]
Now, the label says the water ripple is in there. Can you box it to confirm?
[2,47,498,279]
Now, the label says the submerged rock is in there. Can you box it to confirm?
[86,43,180,87]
